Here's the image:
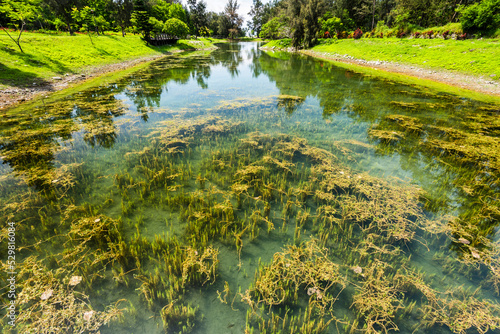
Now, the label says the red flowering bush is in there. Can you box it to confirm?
[353,28,363,39]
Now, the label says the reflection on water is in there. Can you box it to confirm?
[1,42,500,334]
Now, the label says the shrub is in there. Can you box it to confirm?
[353,28,363,39]
[414,31,421,38]
[259,15,289,39]
[397,30,407,38]
[163,18,189,38]
[319,17,343,36]
[442,30,450,39]
[458,0,500,35]
[337,31,348,39]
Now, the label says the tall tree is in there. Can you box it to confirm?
[187,0,207,36]
[248,0,264,36]
[132,0,153,42]
[224,0,243,38]
[110,0,133,37]
[46,0,81,34]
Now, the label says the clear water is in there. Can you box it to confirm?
[1,42,500,334]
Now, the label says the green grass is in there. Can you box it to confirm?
[262,39,293,49]
[0,31,220,88]
[309,37,500,79]
[298,50,500,105]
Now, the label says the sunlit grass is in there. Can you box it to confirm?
[0,31,219,87]
[309,37,500,79]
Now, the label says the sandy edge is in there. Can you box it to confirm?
[300,50,500,96]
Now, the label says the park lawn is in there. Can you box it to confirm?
[0,32,220,87]
[309,38,500,79]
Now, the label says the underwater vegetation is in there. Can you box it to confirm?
[1,43,500,334]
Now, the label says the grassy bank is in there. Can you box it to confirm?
[309,37,500,79]
[0,32,220,88]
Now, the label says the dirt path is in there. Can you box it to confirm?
[0,54,166,110]
[301,50,500,97]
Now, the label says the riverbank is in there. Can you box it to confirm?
[301,50,500,98]
[0,32,222,109]
[262,38,500,98]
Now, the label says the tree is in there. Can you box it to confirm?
[285,0,325,49]
[163,17,189,37]
[132,0,153,42]
[224,0,243,38]
[71,6,94,40]
[248,0,264,36]
[46,0,81,35]
[110,0,133,37]
[302,0,325,47]
[217,12,231,37]
[259,14,288,39]
[0,0,39,52]
[319,16,343,35]
[458,0,500,35]
[187,0,207,36]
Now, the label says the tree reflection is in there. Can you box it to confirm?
[257,48,500,253]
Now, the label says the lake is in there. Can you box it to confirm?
[1,42,499,334]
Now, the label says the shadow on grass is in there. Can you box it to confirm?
[0,62,51,87]
[0,49,73,87]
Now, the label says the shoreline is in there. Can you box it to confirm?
[0,46,217,111]
[301,50,500,97]
[3,44,499,111]
[0,54,165,110]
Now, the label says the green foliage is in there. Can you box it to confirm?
[0,0,39,52]
[248,0,265,36]
[131,0,153,42]
[259,15,288,39]
[0,0,38,26]
[319,17,343,36]
[71,6,94,34]
[458,0,500,35]
[163,18,189,38]
[187,0,208,36]
[148,16,163,35]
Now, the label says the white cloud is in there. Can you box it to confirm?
[181,0,261,28]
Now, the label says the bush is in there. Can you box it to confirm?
[353,28,363,39]
[458,0,500,35]
[337,31,348,39]
[163,18,189,38]
[259,15,288,39]
[396,30,407,38]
